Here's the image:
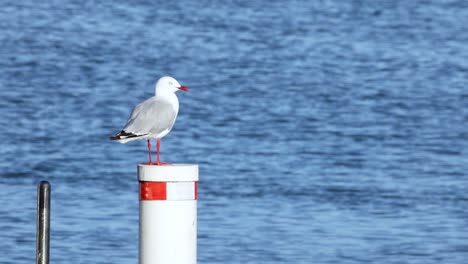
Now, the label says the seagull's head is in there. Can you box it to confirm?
[155,76,189,95]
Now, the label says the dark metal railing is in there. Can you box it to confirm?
[36,181,51,264]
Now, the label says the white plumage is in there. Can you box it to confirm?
[111,76,188,143]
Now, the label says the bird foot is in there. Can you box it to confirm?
[143,161,170,166]
[155,161,171,166]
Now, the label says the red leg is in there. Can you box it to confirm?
[147,140,152,165]
[157,139,161,164]
[155,139,170,165]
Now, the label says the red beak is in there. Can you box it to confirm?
[178,86,189,92]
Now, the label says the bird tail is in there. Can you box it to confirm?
[110,130,147,143]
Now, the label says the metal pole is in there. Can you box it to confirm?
[36,181,51,264]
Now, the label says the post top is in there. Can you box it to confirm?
[138,164,199,182]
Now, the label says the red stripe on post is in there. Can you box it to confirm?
[140,182,167,200]
[194,182,198,200]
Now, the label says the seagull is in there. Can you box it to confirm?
[110,76,189,165]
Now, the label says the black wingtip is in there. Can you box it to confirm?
[110,130,125,140]
[110,130,143,140]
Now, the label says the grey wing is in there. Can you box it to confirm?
[123,97,178,136]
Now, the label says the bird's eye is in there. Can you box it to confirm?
[169,81,173,85]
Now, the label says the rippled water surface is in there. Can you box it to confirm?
[1,1,468,263]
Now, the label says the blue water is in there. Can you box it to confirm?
[1,1,468,263]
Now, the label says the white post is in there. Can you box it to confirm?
[138,164,198,264]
